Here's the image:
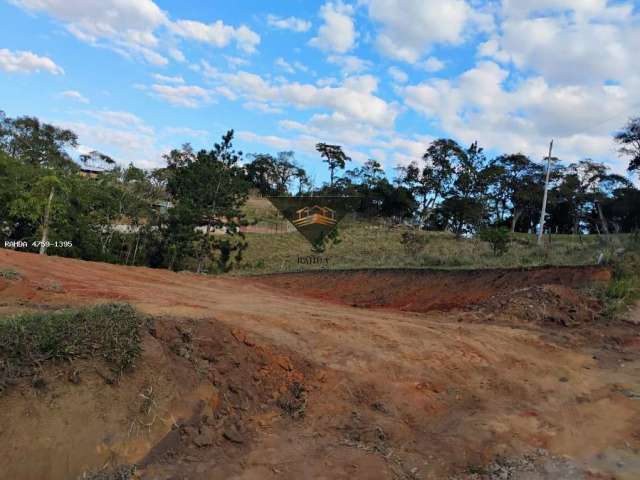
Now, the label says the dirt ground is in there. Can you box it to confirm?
[0,249,639,480]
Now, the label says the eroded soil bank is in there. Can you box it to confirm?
[253,266,611,312]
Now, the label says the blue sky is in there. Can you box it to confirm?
[1,0,639,184]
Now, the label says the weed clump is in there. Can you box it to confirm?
[0,303,143,393]
[400,229,430,257]
[0,268,21,280]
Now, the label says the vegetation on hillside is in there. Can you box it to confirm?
[1,108,640,274]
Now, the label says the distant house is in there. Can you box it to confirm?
[152,200,173,215]
[79,166,105,178]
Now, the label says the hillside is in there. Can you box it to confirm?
[237,196,633,274]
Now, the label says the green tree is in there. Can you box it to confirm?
[615,117,640,174]
[165,131,250,273]
[492,154,545,232]
[0,113,79,254]
[442,142,489,236]
[316,143,351,187]
[397,139,461,224]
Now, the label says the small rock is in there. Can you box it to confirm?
[559,377,569,383]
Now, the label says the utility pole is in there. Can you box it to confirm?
[537,140,554,246]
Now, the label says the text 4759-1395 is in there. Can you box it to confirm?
[4,240,73,249]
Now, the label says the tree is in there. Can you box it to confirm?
[272,151,304,194]
[442,142,489,236]
[165,130,250,273]
[615,117,640,174]
[245,151,308,195]
[245,154,278,195]
[492,154,544,232]
[573,160,632,237]
[316,143,350,187]
[0,114,80,254]
[0,115,77,169]
[397,139,461,224]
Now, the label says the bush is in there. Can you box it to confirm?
[0,268,21,280]
[400,229,430,257]
[0,303,143,393]
[479,227,511,256]
[594,248,640,318]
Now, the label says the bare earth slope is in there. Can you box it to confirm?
[0,249,639,480]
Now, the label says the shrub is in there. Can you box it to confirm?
[0,268,21,280]
[0,303,143,393]
[479,227,511,256]
[400,229,430,257]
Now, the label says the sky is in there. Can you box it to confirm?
[0,0,639,184]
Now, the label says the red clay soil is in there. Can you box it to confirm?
[0,249,639,480]
[254,266,611,312]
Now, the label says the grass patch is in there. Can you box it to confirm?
[598,249,640,318]
[0,303,143,393]
[78,465,136,480]
[0,268,21,280]
[234,217,636,274]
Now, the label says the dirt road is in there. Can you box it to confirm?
[0,249,639,479]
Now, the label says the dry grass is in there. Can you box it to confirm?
[235,216,631,274]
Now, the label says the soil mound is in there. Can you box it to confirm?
[0,314,310,480]
[254,266,611,313]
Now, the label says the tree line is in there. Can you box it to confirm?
[1,110,639,273]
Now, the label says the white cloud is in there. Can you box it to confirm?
[309,1,357,53]
[403,61,639,168]
[423,56,445,72]
[60,108,164,168]
[163,126,209,138]
[206,69,398,128]
[480,10,639,85]
[243,102,283,114]
[149,84,214,108]
[274,58,309,75]
[169,19,260,53]
[281,112,382,146]
[500,0,621,20]
[388,66,408,83]
[225,55,249,68]
[59,90,89,103]
[316,77,338,87]
[293,61,309,73]
[152,73,184,84]
[86,110,152,132]
[327,55,371,74]
[9,0,168,64]
[9,0,260,63]
[0,48,64,74]
[238,124,432,171]
[238,130,317,153]
[364,0,474,63]
[168,47,186,62]
[275,57,295,74]
[267,14,311,32]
